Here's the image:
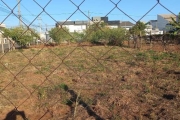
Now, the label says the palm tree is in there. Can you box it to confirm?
[169,12,180,34]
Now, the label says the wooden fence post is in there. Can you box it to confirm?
[163,31,166,52]
[1,38,4,53]
[150,31,152,50]
[8,38,11,51]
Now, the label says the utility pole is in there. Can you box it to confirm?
[88,11,90,27]
[17,0,22,26]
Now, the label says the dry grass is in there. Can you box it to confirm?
[0,44,180,119]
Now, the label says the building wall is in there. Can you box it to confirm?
[149,21,157,29]
[0,24,6,40]
[92,17,108,23]
[63,25,87,33]
[121,26,132,30]
[157,15,169,31]
[108,25,118,29]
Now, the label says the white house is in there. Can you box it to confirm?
[148,20,158,29]
[157,14,177,31]
[56,21,88,33]
[145,24,163,35]
[0,24,6,41]
[56,17,134,32]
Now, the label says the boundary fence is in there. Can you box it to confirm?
[0,0,180,119]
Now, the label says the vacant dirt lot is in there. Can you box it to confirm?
[0,44,179,119]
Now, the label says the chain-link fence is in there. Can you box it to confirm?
[0,0,180,119]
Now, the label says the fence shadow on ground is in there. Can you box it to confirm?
[4,109,27,120]
[67,89,104,120]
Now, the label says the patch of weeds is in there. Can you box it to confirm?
[142,83,151,93]
[150,52,169,62]
[58,50,65,56]
[126,60,136,67]
[120,85,132,90]
[32,84,38,89]
[83,97,94,105]
[0,80,4,90]
[30,48,35,52]
[34,70,42,74]
[37,87,48,100]
[58,83,69,91]
[111,115,122,120]
[64,60,71,66]
[96,92,107,97]
[36,83,69,100]
[62,99,73,105]
[18,49,24,52]
[106,54,116,60]
[77,64,85,71]
[41,66,50,72]
[136,52,148,61]
[148,50,156,55]
[0,65,5,72]
[162,66,169,72]
[169,53,178,60]
[109,102,115,111]
[91,64,105,72]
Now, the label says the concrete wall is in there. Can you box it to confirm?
[149,21,157,29]
[108,25,118,29]
[157,15,169,31]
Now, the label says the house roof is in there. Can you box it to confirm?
[149,20,157,22]
[158,14,177,22]
[57,21,88,26]
[0,24,6,28]
[56,19,134,27]
[107,20,121,25]
[107,21,134,27]
[120,21,134,27]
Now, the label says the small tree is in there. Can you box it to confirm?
[71,32,85,43]
[107,28,128,46]
[85,22,108,43]
[129,21,146,35]
[129,21,146,48]
[86,23,128,46]
[49,27,70,44]
[2,26,38,47]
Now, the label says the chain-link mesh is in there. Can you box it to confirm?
[0,0,180,119]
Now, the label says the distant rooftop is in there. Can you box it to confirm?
[56,20,134,27]
[158,14,177,22]
[149,20,157,22]
[0,24,6,28]
[56,21,88,26]
[120,21,134,27]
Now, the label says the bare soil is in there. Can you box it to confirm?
[0,44,179,119]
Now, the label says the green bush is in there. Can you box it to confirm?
[88,27,128,46]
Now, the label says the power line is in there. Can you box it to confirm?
[0,6,39,28]
[0,5,158,18]
[0,12,158,17]
[21,3,35,16]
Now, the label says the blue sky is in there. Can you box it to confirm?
[0,0,180,32]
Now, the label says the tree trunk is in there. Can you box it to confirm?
[139,31,142,50]
[133,35,138,49]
